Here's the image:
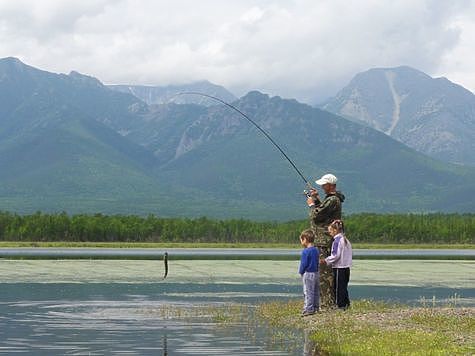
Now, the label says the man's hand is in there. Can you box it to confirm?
[309,189,319,199]
[320,258,326,265]
[307,196,315,207]
[307,188,319,207]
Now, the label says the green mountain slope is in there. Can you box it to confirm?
[140,92,475,216]
[0,58,172,214]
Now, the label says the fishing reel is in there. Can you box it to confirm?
[303,188,318,199]
[303,185,319,200]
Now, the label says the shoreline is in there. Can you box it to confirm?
[0,241,474,249]
[0,247,473,260]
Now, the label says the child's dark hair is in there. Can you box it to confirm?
[329,219,345,233]
[300,229,315,243]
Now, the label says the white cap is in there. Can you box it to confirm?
[315,173,338,186]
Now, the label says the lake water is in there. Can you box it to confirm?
[1,248,473,259]
[0,259,473,355]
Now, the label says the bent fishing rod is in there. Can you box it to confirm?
[170,92,313,189]
[161,93,313,281]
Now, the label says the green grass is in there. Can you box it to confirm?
[256,299,474,355]
[0,241,473,249]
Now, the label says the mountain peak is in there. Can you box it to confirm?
[241,90,270,102]
[108,80,236,107]
[0,57,32,73]
[0,57,23,64]
[371,65,422,73]
[353,66,431,83]
[68,70,103,87]
[323,65,475,166]
[0,57,60,82]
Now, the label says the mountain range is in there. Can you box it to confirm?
[0,57,474,220]
[323,66,475,166]
[108,81,237,107]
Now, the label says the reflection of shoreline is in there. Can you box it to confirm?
[0,299,305,355]
[0,283,473,306]
[303,329,316,356]
[162,328,167,356]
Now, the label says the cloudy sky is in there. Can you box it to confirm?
[0,0,474,103]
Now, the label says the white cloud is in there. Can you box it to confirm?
[435,1,475,92]
[0,0,473,103]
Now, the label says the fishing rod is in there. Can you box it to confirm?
[170,92,312,189]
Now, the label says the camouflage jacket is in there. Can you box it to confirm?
[309,191,345,246]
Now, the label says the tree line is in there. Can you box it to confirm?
[0,211,473,244]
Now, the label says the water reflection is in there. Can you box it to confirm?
[163,330,168,356]
[303,329,315,356]
[0,298,294,355]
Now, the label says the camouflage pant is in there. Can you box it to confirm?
[317,245,335,308]
[313,226,335,308]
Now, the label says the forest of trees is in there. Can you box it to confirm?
[0,211,473,244]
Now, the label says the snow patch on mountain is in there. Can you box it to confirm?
[385,71,406,135]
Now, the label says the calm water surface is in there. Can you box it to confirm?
[0,248,473,259]
[0,259,473,355]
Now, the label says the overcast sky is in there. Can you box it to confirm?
[0,0,474,103]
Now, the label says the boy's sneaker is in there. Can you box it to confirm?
[301,311,315,317]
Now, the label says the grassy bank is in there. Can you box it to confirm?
[256,299,474,355]
[135,299,475,354]
[0,241,474,249]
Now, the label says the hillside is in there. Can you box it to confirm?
[0,57,171,214]
[125,91,475,215]
[323,66,475,166]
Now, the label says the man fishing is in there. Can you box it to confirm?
[173,93,345,308]
[307,173,345,308]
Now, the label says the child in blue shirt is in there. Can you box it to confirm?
[299,229,320,316]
